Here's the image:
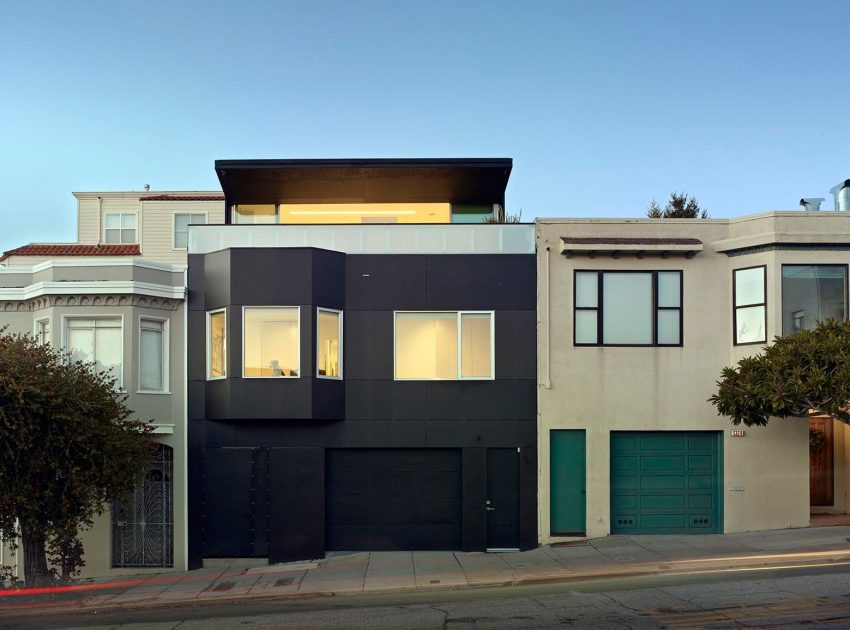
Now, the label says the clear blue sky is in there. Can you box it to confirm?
[1,0,849,252]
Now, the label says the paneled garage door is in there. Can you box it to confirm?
[326,449,462,551]
[610,432,721,534]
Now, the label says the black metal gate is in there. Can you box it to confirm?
[112,444,174,567]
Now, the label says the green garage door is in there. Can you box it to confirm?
[611,432,722,534]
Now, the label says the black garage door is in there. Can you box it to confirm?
[326,449,462,551]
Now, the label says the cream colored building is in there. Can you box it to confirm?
[0,190,224,578]
[538,211,850,544]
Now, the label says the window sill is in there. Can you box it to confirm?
[206,376,227,381]
[317,375,343,381]
[136,390,172,395]
[393,377,495,381]
[242,375,301,379]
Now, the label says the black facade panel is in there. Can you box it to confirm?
[269,448,325,563]
[202,249,231,310]
[425,255,536,311]
[205,379,232,420]
[519,447,538,551]
[229,248,313,306]
[205,420,237,448]
[426,380,536,421]
[494,310,537,380]
[343,419,427,448]
[187,418,206,569]
[345,256,427,311]
[462,448,487,551]
[186,310,207,383]
[312,377,345,421]
[234,420,347,448]
[187,254,205,312]
[326,449,462,551]
[345,380,428,420]
[311,249,346,311]
[229,379,313,421]
[342,310,393,380]
[202,448,259,557]
[187,381,206,421]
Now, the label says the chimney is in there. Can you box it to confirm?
[799,198,824,211]
[829,180,850,211]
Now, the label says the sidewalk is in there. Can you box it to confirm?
[3,525,850,618]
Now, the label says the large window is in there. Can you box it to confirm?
[140,318,167,392]
[782,265,847,335]
[104,213,137,244]
[317,308,342,379]
[395,311,494,380]
[232,204,277,224]
[243,307,300,377]
[733,266,766,345]
[574,270,682,346]
[207,309,226,379]
[173,213,207,249]
[66,317,123,387]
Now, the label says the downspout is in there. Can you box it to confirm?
[543,245,551,389]
[182,266,188,572]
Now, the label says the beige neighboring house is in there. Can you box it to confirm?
[538,210,850,545]
[0,190,224,578]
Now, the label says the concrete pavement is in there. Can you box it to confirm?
[3,525,850,621]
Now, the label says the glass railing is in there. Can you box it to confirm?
[188,224,534,255]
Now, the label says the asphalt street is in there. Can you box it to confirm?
[13,562,850,630]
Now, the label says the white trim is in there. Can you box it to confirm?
[62,314,126,389]
[0,280,185,301]
[206,308,227,380]
[242,306,301,379]
[150,423,175,435]
[393,310,496,381]
[316,307,343,380]
[172,211,209,251]
[137,315,170,394]
[74,190,222,200]
[0,259,186,274]
[182,278,189,571]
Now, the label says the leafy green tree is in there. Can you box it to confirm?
[709,319,850,426]
[647,192,709,218]
[0,328,154,586]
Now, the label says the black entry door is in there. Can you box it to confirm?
[486,448,520,550]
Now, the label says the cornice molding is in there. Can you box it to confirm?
[1,294,182,312]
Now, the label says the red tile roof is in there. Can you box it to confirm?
[0,244,141,262]
[141,194,224,201]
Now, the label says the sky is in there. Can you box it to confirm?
[1,0,849,253]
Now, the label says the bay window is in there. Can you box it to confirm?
[574,270,682,346]
[395,311,494,380]
[782,265,847,335]
[733,266,766,344]
[66,317,123,387]
[317,308,342,379]
[207,309,226,379]
[140,318,167,392]
[243,307,300,377]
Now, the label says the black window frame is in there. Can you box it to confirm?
[732,265,767,346]
[573,269,684,347]
[780,263,849,336]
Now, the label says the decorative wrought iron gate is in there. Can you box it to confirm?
[112,444,174,567]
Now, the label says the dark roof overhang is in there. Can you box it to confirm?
[214,158,512,205]
[560,236,703,259]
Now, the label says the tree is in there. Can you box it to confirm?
[709,319,850,427]
[647,192,709,218]
[0,328,154,586]
[484,209,523,224]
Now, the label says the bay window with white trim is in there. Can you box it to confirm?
[139,318,168,392]
[243,307,300,377]
[394,311,494,380]
[66,317,124,387]
[317,308,342,379]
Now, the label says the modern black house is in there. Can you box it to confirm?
[187,159,537,567]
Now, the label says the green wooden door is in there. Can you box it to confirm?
[550,430,586,535]
[611,431,722,534]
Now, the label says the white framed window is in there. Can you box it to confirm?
[243,307,300,378]
[207,309,226,380]
[173,213,207,249]
[34,317,50,345]
[394,311,494,380]
[139,317,169,392]
[733,266,766,345]
[65,317,124,388]
[317,308,343,379]
[104,213,137,244]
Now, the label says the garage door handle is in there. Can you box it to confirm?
[486,507,496,511]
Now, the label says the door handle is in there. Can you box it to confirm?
[486,507,496,511]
